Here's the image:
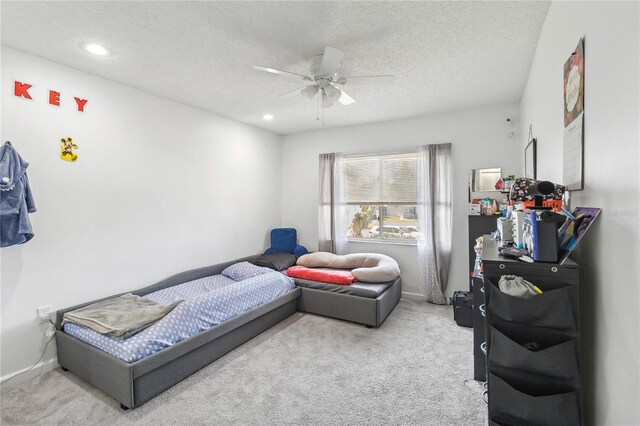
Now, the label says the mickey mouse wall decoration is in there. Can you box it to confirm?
[60,138,78,162]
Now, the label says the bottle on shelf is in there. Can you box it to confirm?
[473,251,483,277]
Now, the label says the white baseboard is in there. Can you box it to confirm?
[401,291,425,301]
[0,357,59,388]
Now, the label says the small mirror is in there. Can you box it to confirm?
[469,168,502,192]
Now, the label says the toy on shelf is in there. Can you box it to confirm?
[495,175,516,193]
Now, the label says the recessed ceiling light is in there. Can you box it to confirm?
[84,43,111,56]
[263,114,274,121]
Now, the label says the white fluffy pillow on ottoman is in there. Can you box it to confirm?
[296,252,400,283]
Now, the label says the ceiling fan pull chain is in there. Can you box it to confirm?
[321,89,325,125]
[316,92,320,121]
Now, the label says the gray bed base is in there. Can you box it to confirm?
[54,255,300,409]
[296,276,401,327]
[55,256,402,409]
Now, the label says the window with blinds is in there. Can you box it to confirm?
[343,153,419,242]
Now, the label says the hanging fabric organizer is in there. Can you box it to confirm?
[0,141,37,247]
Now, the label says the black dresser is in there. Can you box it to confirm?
[480,235,581,426]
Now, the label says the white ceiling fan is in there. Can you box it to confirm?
[254,47,395,121]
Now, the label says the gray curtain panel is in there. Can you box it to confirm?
[318,153,347,254]
[417,143,452,304]
[318,153,337,253]
[333,154,348,255]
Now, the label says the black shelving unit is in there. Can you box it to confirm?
[468,215,499,381]
[481,235,581,426]
[472,276,486,381]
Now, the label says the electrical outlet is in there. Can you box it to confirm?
[36,305,51,321]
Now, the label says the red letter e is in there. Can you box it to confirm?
[14,81,32,99]
[49,90,60,106]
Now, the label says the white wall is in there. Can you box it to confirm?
[519,2,639,424]
[281,104,520,298]
[0,47,283,379]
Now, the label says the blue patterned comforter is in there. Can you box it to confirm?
[63,271,295,362]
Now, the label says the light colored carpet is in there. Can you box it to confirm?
[1,299,486,425]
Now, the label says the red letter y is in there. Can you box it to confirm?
[74,97,88,112]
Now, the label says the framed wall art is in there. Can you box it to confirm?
[525,126,537,179]
[563,38,585,190]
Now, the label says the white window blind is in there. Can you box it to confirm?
[344,158,379,203]
[344,153,418,204]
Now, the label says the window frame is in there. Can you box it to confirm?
[343,151,419,245]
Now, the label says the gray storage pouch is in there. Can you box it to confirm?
[498,275,538,298]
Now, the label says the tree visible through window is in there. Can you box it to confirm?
[344,153,419,242]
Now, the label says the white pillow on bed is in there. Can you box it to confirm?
[296,252,400,283]
[221,261,272,281]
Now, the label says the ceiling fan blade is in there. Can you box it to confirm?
[337,87,356,105]
[320,47,344,76]
[253,65,312,81]
[335,75,396,85]
[278,86,308,98]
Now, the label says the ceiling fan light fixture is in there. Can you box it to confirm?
[301,85,318,99]
[321,92,336,109]
[324,84,341,101]
[321,85,341,108]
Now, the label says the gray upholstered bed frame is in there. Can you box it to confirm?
[55,256,401,409]
[295,277,401,327]
[54,255,300,409]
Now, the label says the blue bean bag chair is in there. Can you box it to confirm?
[265,228,308,257]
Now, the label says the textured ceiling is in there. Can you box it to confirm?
[1,1,550,134]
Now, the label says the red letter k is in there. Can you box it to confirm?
[14,81,33,99]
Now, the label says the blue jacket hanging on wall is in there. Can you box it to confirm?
[0,141,36,247]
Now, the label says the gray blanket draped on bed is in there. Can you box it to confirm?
[62,293,182,339]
